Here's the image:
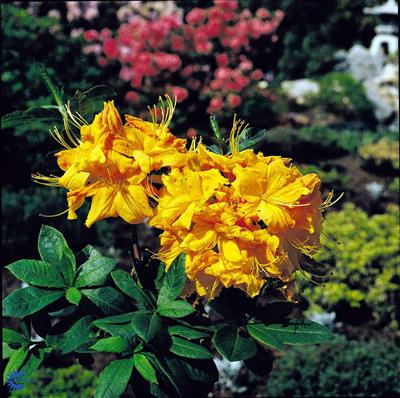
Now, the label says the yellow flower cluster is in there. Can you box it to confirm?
[33,97,186,227]
[34,97,326,299]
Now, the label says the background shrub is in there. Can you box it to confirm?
[358,138,400,176]
[11,364,96,398]
[303,203,400,333]
[307,72,374,120]
[263,336,400,397]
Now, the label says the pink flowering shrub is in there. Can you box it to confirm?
[81,0,283,124]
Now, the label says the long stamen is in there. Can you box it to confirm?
[39,208,70,217]
[49,126,72,149]
[148,95,176,140]
[320,191,344,211]
[229,114,249,154]
[32,173,61,187]
[272,200,311,208]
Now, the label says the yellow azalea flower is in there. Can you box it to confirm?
[149,167,228,230]
[33,95,186,227]
[232,158,321,233]
[152,115,325,300]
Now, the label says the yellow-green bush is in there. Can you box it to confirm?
[303,203,400,332]
[11,364,96,398]
[358,138,400,174]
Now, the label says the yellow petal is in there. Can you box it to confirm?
[114,185,152,224]
[257,200,295,232]
[85,187,116,227]
[180,227,217,252]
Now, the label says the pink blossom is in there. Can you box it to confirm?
[119,67,135,81]
[227,93,242,108]
[216,53,229,67]
[83,29,98,42]
[210,79,222,90]
[239,59,253,71]
[186,8,206,25]
[100,28,112,39]
[206,19,223,37]
[187,128,197,138]
[171,35,185,51]
[214,0,238,11]
[215,67,232,80]
[171,86,188,103]
[130,73,143,88]
[241,9,251,18]
[235,74,250,89]
[251,69,264,80]
[181,65,193,78]
[195,40,212,54]
[208,96,223,113]
[125,91,140,103]
[256,8,270,19]
[97,57,108,67]
[154,53,181,72]
[103,38,120,59]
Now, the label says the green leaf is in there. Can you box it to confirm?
[134,353,158,384]
[213,326,257,361]
[3,286,64,317]
[158,300,195,318]
[70,85,117,123]
[46,315,93,354]
[130,311,162,343]
[1,107,62,130]
[143,352,182,395]
[3,328,28,345]
[157,254,186,306]
[253,301,294,323]
[168,325,209,340]
[243,346,274,376]
[95,357,134,398]
[3,346,28,384]
[208,296,244,326]
[48,305,77,317]
[81,244,102,259]
[93,323,136,340]
[165,356,218,392]
[3,343,16,359]
[38,225,76,285]
[92,313,136,326]
[111,269,154,309]
[247,324,284,350]
[74,256,117,288]
[19,347,46,380]
[237,129,267,151]
[91,336,130,353]
[66,287,82,305]
[6,259,66,288]
[256,320,334,345]
[170,336,213,359]
[81,287,126,315]
[34,63,66,112]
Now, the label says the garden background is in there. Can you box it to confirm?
[1,1,399,396]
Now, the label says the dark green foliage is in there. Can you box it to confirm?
[263,336,400,397]
[309,72,373,120]
[249,0,376,80]
[3,226,333,397]
[260,126,394,162]
[11,364,96,398]
[1,3,104,266]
